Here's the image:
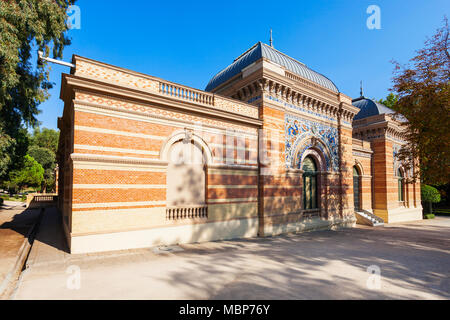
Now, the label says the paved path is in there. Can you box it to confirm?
[12,208,450,300]
[0,202,40,298]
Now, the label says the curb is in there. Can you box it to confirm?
[0,208,44,300]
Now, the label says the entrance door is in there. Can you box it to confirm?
[353,166,360,211]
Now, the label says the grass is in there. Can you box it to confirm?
[423,213,435,219]
[0,194,26,203]
[433,208,450,216]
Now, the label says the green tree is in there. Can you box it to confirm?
[28,145,55,170]
[0,0,75,182]
[0,128,13,177]
[28,144,56,192]
[3,128,31,176]
[421,185,441,214]
[30,127,59,154]
[9,155,44,192]
[389,17,450,185]
[378,93,399,109]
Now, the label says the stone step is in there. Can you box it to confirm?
[355,211,384,227]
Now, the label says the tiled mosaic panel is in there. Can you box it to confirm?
[285,114,339,171]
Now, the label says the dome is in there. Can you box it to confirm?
[205,42,339,93]
[352,97,395,120]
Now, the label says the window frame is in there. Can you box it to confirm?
[302,156,318,210]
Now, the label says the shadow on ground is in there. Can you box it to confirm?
[15,205,450,300]
[159,220,450,299]
[30,207,69,254]
[0,207,41,245]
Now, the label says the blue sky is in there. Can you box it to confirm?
[37,0,450,131]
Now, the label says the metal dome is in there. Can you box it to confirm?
[205,42,339,93]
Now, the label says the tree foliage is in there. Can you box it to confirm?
[30,127,59,154]
[28,145,55,170]
[0,0,75,180]
[390,17,450,185]
[9,155,44,191]
[421,185,442,203]
[27,128,59,192]
[421,184,442,214]
[0,127,13,176]
[378,93,399,110]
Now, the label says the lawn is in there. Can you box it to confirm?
[0,194,26,203]
[433,208,450,216]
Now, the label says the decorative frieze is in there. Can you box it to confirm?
[74,92,258,134]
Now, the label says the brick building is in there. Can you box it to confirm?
[57,42,422,254]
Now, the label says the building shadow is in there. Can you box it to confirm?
[0,207,42,245]
[157,222,450,299]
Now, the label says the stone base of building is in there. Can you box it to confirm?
[373,206,423,224]
[64,214,358,254]
[68,217,259,254]
[264,215,356,237]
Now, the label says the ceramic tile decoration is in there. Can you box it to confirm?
[285,114,339,171]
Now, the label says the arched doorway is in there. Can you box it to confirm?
[302,156,318,210]
[353,166,361,211]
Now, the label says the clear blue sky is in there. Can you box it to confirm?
[37,0,450,131]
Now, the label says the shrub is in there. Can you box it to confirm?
[421,185,441,214]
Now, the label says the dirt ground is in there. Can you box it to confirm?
[0,201,40,298]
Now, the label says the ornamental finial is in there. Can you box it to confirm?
[270,29,273,48]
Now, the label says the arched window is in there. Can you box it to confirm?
[167,140,206,207]
[397,168,404,202]
[302,156,318,210]
[353,166,361,211]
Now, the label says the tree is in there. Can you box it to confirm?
[28,127,59,192]
[28,144,56,192]
[30,127,59,154]
[28,145,55,170]
[389,17,450,185]
[8,155,44,192]
[421,185,441,214]
[378,93,399,109]
[1,128,30,179]
[0,0,75,181]
[0,128,13,177]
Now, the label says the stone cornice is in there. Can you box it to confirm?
[352,146,373,154]
[352,114,407,142]
[256,77,342,121]
[261,71,340,107]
